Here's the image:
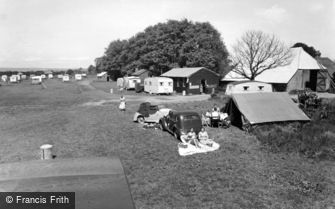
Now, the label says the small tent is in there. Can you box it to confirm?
[224,92,310,128]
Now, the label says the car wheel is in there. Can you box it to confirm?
[173,130,179,140]
[137,116,145,124]
[159,121,165,131]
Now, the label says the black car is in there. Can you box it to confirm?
[159,111,202,139]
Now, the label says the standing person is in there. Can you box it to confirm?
[119,95,126,112]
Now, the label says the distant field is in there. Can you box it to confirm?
[0,78,334,209]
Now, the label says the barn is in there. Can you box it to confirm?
[131,69,150,83]
[222,47,330,92]
[161,67,220,94]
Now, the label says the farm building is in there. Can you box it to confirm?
[225,81,272,95]
[224,92,310,128]
[131,69,150,83]
[317,57,335,77]
[144,77,173,94]
[222,47,330,92]
[161,67,220,94]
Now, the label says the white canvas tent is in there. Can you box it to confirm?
[222,47,329,92]
[224,92,310,128]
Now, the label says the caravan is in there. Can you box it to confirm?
[75,74,82,81]
[225,81,273,95]
[31,76,42,85]
[144,77,173,94]
[62,74,70,82]
[124,76,141,90]
[9,75,18,83]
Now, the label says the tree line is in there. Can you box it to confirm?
[95,19,230,77]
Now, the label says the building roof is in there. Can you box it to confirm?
[222,47,326,83]
[231,92,310,124]
[161,67,217,78]
[317,57,335,77]
[131,69,148,76]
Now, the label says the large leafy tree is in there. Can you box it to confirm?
[231,30,292,80]
[96,19,229,75]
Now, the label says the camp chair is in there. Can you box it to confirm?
[201,114,210,126]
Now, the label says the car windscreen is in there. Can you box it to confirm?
[180,115,200,121]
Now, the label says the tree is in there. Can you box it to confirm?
[66,69,74,76]
[87,65,96,75]
[231,30,292,80]
[292,42,321,58]
[96,19,229,76]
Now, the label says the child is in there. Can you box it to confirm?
[119,95,126,111]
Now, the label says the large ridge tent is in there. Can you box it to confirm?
[222,47,330,92]
[224,92,310,128]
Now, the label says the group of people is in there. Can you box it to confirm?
[204,104,229,126]
[180,127,213,148]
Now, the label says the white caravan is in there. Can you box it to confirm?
[144,77,173,94]
[31,76,42,85]
[75,74,82,81]
[9,75,18,83]
[62,74,70,82]
[225,81,273,95]
[124,76,141,90]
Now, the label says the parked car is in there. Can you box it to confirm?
[159,111,202,139]
[133,102,171,124]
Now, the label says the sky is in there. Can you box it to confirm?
[0,0,334,69]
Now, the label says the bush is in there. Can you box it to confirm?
[254,100,335,160]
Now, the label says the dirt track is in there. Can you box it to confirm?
[78,79,211,105]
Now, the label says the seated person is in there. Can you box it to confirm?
[219,112,228,121]
[205,110,211,118]
[198,127,213,145]
[211,109,220,119]
[180,128,200,147]
[212,104,219,112]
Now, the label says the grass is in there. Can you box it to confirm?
[0,79,334,208]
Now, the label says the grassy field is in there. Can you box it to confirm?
[0,78,334,209]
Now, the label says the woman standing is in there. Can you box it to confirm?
[119,95,126,112]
